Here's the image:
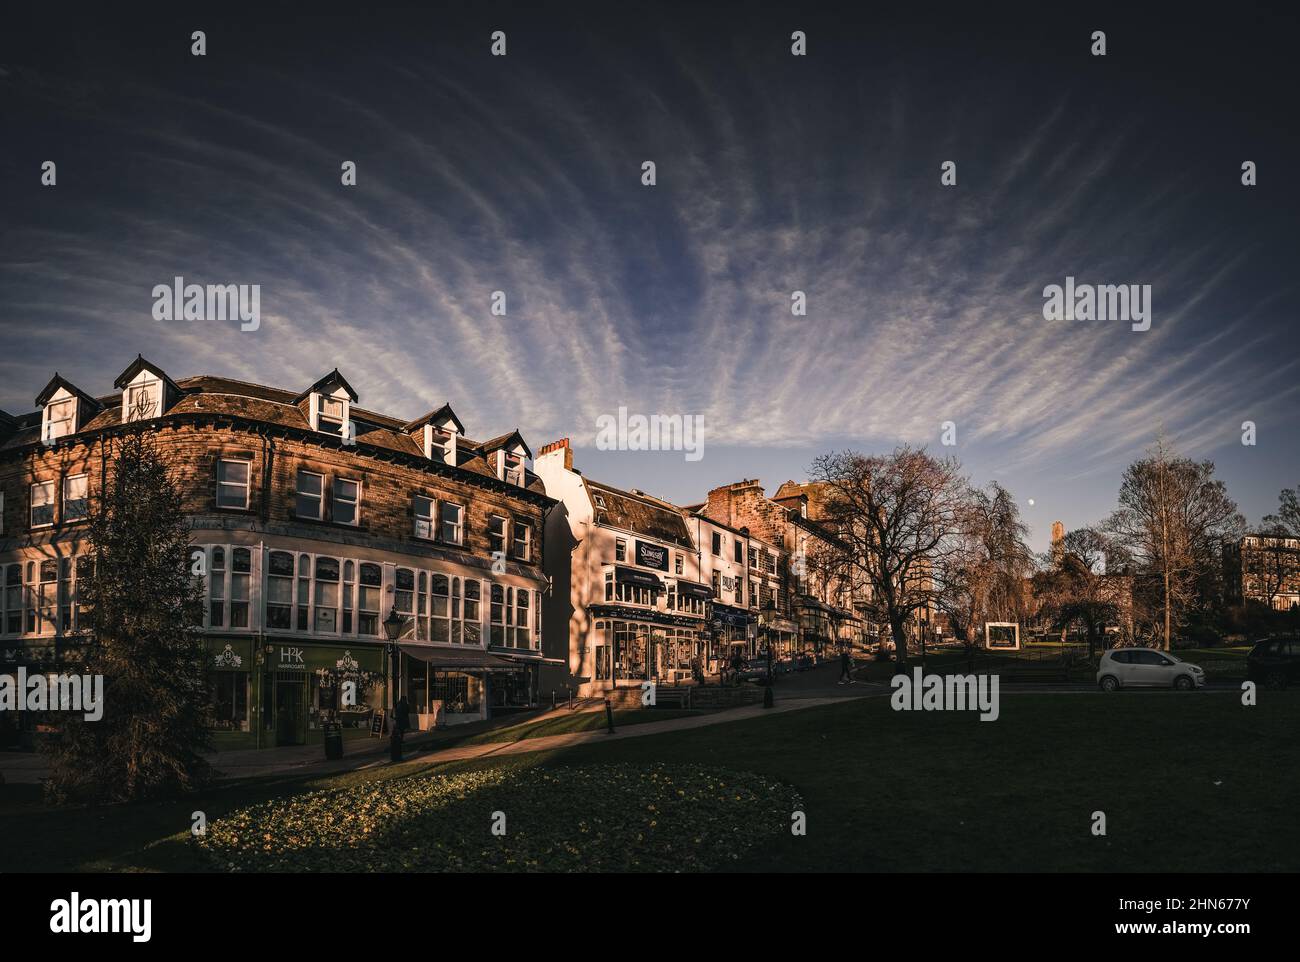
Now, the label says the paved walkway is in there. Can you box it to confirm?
[0,696,843,785]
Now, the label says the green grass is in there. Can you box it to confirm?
[2,691,1295,872]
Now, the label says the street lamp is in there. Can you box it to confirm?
[383,607,403,729]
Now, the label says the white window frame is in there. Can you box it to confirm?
[488,515,507,554]
[42,397,77,443]
[511,519,530,561]
[216,459,251,510]
[439,502,464,545]
[62,474,88,522]
[295,470,325,520]
[413,496,435,539]
[332,477,360,526]
[30,481,55,528]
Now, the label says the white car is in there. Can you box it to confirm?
[1096,648,1206,691]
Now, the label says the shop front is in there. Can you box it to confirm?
[204,638,386,748]
[709,604,757,666]
[588,605,707,686]
[398,644,531,726]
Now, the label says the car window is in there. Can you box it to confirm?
[1109,650,1130,664]
[1134,651,1165,666]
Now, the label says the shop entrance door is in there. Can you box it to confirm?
[275,676,306,746]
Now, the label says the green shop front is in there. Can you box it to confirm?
[204,637,387,749]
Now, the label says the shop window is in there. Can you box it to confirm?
[208,673,249,731]
[514,589,530,648]
[431,574,451,642]
[395,568,415,633]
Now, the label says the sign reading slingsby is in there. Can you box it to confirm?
[634,540,669,571]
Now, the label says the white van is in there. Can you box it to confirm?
[1096,648,1205,691]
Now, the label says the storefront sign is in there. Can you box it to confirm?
[278,646,306,670]
[634,540,669,571]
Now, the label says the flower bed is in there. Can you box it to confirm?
[197,762,802,872]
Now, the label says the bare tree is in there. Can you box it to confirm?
[1033,527,1129,662]
[936,482,1034,646]
[1106,437,1244,650]
[809,447,968,669]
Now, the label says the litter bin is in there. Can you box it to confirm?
[322,721,343,760]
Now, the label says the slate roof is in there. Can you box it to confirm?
[586,480,693,547]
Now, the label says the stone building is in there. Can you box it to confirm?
[0,356,552,747]
[1225,533,1300,612]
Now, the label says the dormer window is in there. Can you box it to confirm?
[317,396,346,434]
[503,452,524,486]
[124,380,160,421]
[43,397,77,443]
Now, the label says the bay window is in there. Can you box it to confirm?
[357,563,381,635]
[230,548,251,628]
[209,548,226,626]
[313,556,340,632]
[266,550,294,629]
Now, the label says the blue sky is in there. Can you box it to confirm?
[2,4,1297,552]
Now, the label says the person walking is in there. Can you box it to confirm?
[395,695,411,740]
[838,648,855,685]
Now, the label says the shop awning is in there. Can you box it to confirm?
[399,644,528,672]
[675,580,713,600]
[614,565,664,591]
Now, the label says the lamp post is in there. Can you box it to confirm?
[383,607,403,761]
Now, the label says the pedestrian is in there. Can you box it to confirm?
[839,648,855,685]
[730,650,744,687]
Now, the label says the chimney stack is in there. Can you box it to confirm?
[538,437,573,471]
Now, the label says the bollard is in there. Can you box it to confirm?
[551,689,556,711]
[604,697,616,734]
[568,689,574,711]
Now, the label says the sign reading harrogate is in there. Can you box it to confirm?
[634,540,669,571]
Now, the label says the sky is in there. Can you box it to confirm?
[2,3,1297,552]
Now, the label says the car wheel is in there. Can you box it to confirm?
[1173,675,1193,691]
[1099,675,1119,692]
[1266,671,1288,691]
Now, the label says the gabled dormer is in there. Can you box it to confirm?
[113,354,181,423]
[34,373,101,444]
[292,369,358,438]
[0,408,16,446]
[402,404,465,467]
[481,430,533,486]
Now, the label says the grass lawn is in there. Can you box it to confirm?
[2,691,1294,872]
[456,708,704,745]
